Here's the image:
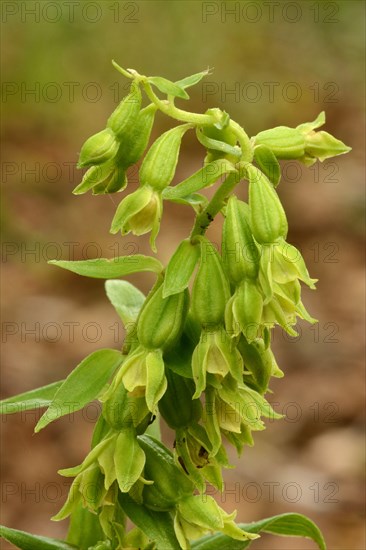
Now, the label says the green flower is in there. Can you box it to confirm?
[192,326,243,398]
[175,495,259,548]
[225,279,263,342]
[73,162,127,195]
[254,112,351,166]
[106,346,167,413]
[110,185,162,252]
[203,378,282,456]
[54,428,148,521]
[297,111,351,165]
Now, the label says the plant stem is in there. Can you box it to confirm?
[190,171,242,241]
[142,81,218,126]
[229,119,253,162]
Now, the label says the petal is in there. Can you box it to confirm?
[114,428,146,492]
[145,349,167,412]
[192,337,209,398]
[110,185,153,234]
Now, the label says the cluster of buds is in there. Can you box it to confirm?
[46,66,350,549]
[74,81,156,196]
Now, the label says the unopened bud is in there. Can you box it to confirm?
[78,128,119,168]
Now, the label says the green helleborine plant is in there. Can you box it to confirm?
[1,63,351,550]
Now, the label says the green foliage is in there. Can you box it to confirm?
[1,63,351,550]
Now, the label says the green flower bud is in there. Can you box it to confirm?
[191,237,231,327]
[297,111,351,165]
[254,112,351,166]
[137,435,195,511]
[139,124,190,191]
[177,495,258,543]
[253,144,281,187]
[163,238,200,298]
[222,196,260,283]
[247,164,288,244]
[73,162,127,195]
[225,279,263,342]
[116,103,157,168]
[78,128,119,168]
[107,81,141,138]
[158,368,202,429]
[304,130,351,164]
[254,126,305,159]
[137,284,189,350]
[110,185,162,252]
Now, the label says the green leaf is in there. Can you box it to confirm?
[0,381,63,415]
[254,145,281,188]
[191,513,326,550]
[163,160,236,200]
[118,493,181,550]
[148,76,189,100]
[49,255,163,278]
[163,239,200,297]
[105,280,145,325]
[0,525,77,550]
[67,503,106,549]
[175,69,211,90]
[167,193,208,211]
[35,349,123,432]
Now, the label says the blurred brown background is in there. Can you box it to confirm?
[1,1,365,548]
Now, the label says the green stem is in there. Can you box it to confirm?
[142,81,217,126]
[190,170,242,241]
[229,119,253,162]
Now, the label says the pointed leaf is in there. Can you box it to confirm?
[163,160,236,200]
[49,255,163,278]
[254,145,281,187]
[196,129,242,158]
[163,239,200,297]
[0,526,77,550]
[148,76,189,99]
[175,69,211,90]
[0,381,63,415]
[167,193,208,211]
[35,349,123,432]
[105,280,145,325]
[118,493,181,550]
[191,512,326,550]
